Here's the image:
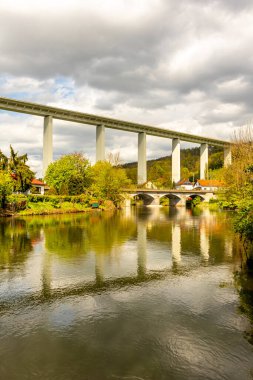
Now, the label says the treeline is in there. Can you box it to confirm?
[0,151,132,213]
[123,146,224,186]
[220,127,253,268]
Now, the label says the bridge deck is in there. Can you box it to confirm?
[0,97,230,147]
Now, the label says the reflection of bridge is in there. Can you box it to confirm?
[0,97,231,181]
[124,189,215,206]
[0,209,233,313]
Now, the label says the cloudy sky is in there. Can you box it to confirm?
[0,0,252,176]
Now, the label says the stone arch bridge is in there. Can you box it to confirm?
[123,189,215,206]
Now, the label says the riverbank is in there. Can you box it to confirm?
[0,194,116,217]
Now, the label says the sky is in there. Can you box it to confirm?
[0,0,252,176]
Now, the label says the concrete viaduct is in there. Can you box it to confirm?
[0,97,232,183]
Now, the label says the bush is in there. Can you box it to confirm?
[6,193,27,211]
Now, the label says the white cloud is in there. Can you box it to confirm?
[0,0,253,176]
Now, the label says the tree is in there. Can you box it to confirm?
[0,151,8,171]
[90,161,131,206]
[0,171,14,209]
[8,145,34,192]
[221,126,253,265]
[209,151,223,170]
[223,126,253,195]
[106,151,122,166]
[44,153,91,195]
[148,161,171,188]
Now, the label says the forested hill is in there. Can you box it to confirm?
[122,146,224,186]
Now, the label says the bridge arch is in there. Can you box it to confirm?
[160,193,182,206]
[132,193,155,206]
[186,194,205,206]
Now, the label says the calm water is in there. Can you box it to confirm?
[0,207,253,380]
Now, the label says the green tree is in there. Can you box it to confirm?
[0,171,14,209]
[221,126,253,266]
[8,145,34,192]
[209,151,223,170]
[45,153,91,195]
[90,161,131,206]
[0,151,8,171]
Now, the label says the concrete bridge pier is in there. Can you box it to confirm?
[138,132,147,184]
[224,146,232,167]
[123,197,132,207]
[200,143,208,179]
[96,125,105,162]
[150,195,161,206]
[168,194,186,207]
[172,138,180,184]
[43,115,53,176]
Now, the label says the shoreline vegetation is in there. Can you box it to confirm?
[1,132,252,267]
[0,194,117,217]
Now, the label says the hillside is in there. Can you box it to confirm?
[123,146,224,186]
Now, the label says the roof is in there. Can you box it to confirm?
[196,180,224,187]
[176,178,193,186]
[11,174,46,186]
[31,179,46,186]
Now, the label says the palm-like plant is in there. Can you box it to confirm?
[8,145,34,192]
[0,150,8,171]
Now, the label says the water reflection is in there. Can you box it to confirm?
[0,207,253,380]
[0,219,34,268]
[0,207,239,305]
[172,223,181,265]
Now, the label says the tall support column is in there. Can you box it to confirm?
[96,125,105,162]
[200,143,208,180]
[43,116,53,177]
[138,132,147,184]
[224,146,232,167]
[172,138,180,184]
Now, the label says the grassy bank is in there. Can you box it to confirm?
[2,194,115,216]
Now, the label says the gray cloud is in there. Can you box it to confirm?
[0,0,253,174]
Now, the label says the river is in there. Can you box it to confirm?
[0,207,252,380]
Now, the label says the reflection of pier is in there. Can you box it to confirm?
[0,212,222,312]
[172,223,181,264]
[0,266,176,313]
[137,222,147,277]
[200,224,209,261]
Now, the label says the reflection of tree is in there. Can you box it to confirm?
[43,212,136,258]
[234,267,253,345]
[0,219,34,268]
[85,212,136,254]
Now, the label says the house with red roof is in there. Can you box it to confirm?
[30,179,47,195]
[10,174,48,195]
[194,180,224,191]
[175,179,194,190]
